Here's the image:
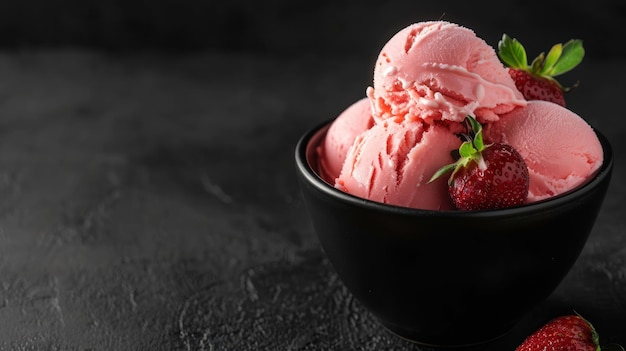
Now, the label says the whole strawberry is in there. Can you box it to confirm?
[516,314,624,351]
[429,116,529,211]
[498,34,585,107]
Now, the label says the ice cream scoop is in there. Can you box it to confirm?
[367,21,526,125]
[484,100,603,202]
[335,119,461,210]
[317,98,374,183]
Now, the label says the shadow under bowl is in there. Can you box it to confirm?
[294,120,613,347]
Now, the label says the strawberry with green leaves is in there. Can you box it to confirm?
[516,314,624,351]
[498,34,585,107]
[429,116,529,211]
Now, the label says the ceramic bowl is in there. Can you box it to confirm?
[294,120,613,347]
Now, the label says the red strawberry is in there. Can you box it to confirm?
[498,34,585,107]
[429,116,529,211]
[516,314,624,351]
[508,68,566,106]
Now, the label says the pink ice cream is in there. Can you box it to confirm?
[317,98,374,183]
[336,120,461,210]
[366,21,526,124]
[317,20,603,211]
[485,100,603,202]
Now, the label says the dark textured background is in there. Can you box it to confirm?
[0,1,625,350]
[0,0,625,58]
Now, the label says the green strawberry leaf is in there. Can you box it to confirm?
[428,163,457,184]
[428,116,487,185]
[467,116,484,151]
[549,39,584,76]
[539,43,563,76]
[530,53,545,73]
[459,141,476,158]
[498,34,527,69]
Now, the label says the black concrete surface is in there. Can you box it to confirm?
[0,50,624,350]
[0,0,624,59]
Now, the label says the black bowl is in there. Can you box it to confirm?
[294,120,613,347]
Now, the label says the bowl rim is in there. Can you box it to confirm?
[295,119,614,218]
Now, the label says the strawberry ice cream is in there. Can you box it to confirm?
[335,120,461,210]
[317,98,373,183]
[317,20,604,211]
[367,21,526,124]
[485,100,603,202]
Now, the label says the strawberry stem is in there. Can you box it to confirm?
[428,116,489,185]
